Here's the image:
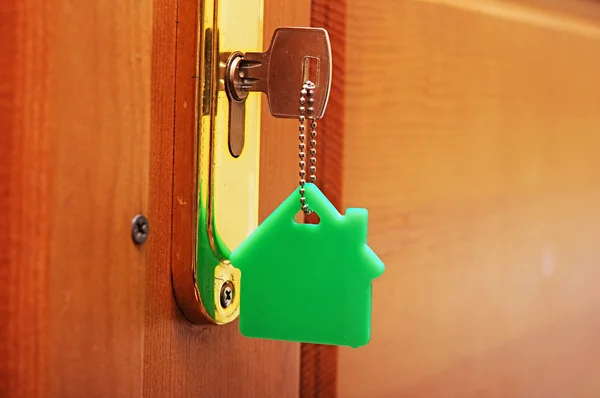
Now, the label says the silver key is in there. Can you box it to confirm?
[227,27,332,119]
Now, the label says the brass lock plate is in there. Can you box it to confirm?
[171,0,263,325]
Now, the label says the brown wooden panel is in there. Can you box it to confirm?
[144,0,308,396]
[1,0,151,396]
[338,0,600,397]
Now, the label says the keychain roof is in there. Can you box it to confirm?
[230,183,384,348]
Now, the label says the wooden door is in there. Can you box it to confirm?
[315,0,600,396]
[2,0,311,397]
[2,0,151,395]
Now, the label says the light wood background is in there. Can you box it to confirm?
[338,0,600,397]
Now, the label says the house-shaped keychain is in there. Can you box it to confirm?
[230,183,384,348]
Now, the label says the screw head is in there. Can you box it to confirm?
[131,214,149,245]
[220,281,234,309]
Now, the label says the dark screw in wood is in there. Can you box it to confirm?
[131,214,149,245]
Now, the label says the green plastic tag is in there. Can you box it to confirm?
[230,183,384,348]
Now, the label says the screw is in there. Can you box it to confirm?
[220,281,234,308]
[131,214,149,245]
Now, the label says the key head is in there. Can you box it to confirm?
[245,27,332,119]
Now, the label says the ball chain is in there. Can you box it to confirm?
[299,80,317,214]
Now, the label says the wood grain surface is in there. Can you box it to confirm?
[144,0,308,396]
[1,1,51,396]
[1,0,151,396]
[337,0,600,397]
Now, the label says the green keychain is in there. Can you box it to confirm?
[230,81,384,348]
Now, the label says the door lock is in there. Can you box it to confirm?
[225,27,332,158]
[171,0,333,326]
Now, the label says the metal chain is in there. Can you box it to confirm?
[299,80,317,214]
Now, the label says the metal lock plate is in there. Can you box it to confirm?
[171,0,263,325]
